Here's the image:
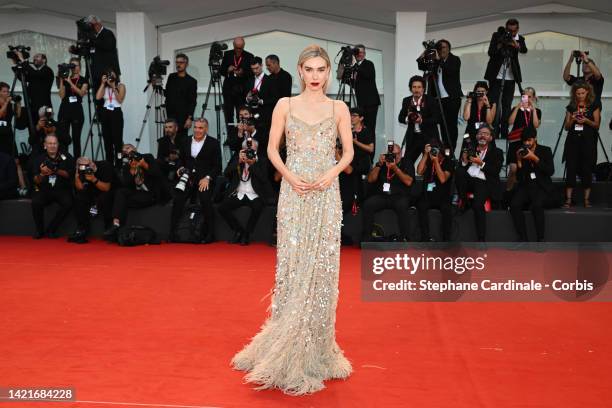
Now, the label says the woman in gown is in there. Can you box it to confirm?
[230,45,355,395]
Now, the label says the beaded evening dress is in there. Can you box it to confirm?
[231,98,352,395]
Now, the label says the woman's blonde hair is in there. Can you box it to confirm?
[297,45,331,93]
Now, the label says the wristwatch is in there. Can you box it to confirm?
[205,175,211,180]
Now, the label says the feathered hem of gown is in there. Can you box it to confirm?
[230,316,352,396]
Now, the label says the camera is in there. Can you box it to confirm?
[7,45,30,61]
[407,105,420,123]
[420,40,439,71]
[339,45,358,66]
[78,164,95,183]
[245,137,257,160]
[496,26,515,48]
[573,50,589,60]
[175,167,193,192]
[384,141,395,163]
[58,63,76,79]
[43,158,59,172]
[42,107,57,128]
[209,41,228,64]
[430,146,440,157]
[148,56,170,83]
[518,145,530,157]
[121,150,142,165]
[10,94,22,103]
[245,90,262,109]
[69,18,96,56]
[468,91,485,99]
[461,134,477,159]
[104,70,117,83]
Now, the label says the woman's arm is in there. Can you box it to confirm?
[532,107,540,128]
[486,104,496,125]
[463,98,472,121]
[115,84,126,104]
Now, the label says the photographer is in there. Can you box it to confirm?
[354,45,381,139]
[68,157,113,244]
[165,53,197,139]
[0,82,22,157]
[506,87,540,192]
[221,37,254,125]
[81,15,121,90]
[103,144,162,241]
[484,18,527,139]
[463,81,496,143]
[416,139,454,242]
[265,54,292,101]
[563,51,604,107]
[417,39,463,150]
[245,56,278,128]
[227,106,268,158]
[510,128,555,242]
[562,81,600,209]
[454,125,503,242]
[30,105,68,156]
[398,75,441,162]
[169,118,222,244]
[218,138,273,245]
[30,134,74,238]
[361,142,415,242]
[157,118,185,183]
[337,135,368,245]
[12,52,54,125]
[96,69,125,164]
[350,106,375,188]
[57,57,88,157]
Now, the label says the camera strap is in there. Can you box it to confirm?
[252,75,263,92]
[233,54,243,69]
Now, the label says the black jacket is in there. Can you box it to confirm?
[245,74,278,124]
[516,144,554,193]
[117,154,164,199]
[30,151,75,191]
[90,27,121,83]
[179,135,222,183]
[398,95,441,148]
[484,31,527,83]
[25,64,54,110]
[354,59,380,107]
[220,50,254,96]
[417,53,463,98]
[164,73,198,125]
[227,128,268,158]
[459,144,504,200]
[270,68,292,100]
[223,154,273,202]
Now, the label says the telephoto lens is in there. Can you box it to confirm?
[175,168,191,192]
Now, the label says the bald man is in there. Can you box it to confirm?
[220,37,254,128]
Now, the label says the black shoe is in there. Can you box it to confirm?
[240,232,250,246]
[103,225,120,242]
[230,230,243,244]
[32,230,44,239]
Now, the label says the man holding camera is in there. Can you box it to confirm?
[170,118,222,244]
[30,106,67,157]
[68,157,113,244]
[218,138,273,245]
[361,142,415,242]
[563,51,604,107]
[245,56,278,129]
[509,128,554,242]
[455,124,503,242]
[398,75,441,163]
[354,45,380,141]
[13,52,54,126]
[227,106,268,158]
[484,18,527,139]
[81,15,121,91]
[165,53,197,139]
[221,37,254,127]
[265,54,292,102]
[103,144,162,241]
[30,134,74,238]
[157,118,185,183]
[57,57,88,158]
[417,39,463,150]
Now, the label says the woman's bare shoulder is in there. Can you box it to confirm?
[332,99,350,116]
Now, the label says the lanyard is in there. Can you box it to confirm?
[253,75,263,91]
[107,87,113,105]
[385,165,396,181]
[234,53,243,68]
[428,158,444,182]
[522,109,531,126]
[412,96,422,110]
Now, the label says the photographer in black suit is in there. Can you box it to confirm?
[156,118,185,183]
[484,18,527,139]
[510,128,555,242]
[398,75,441,163]
[170,118,222,244]
[265,54,292,102]
[218,138,273,245]
[227,106,268,158]
[68,157,113,244]
[221,37,254,126]
[417,39,463,150]
[82,15,121,90]
[103,144,162,241]
[354,45,380,139]
[30,134,74,239]
[165,53,197,139]
[455,124,503,241]
[12,51,54,125]
[245,56,278,129]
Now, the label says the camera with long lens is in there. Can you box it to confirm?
[6,45,30,63]
[337,45,358,84]
[245,137,257,160]
[209,41,228,79]
[69,18,96,56]
[245,90,262,109]
[461,134,477,159]
[496,26,515,50]
[384,141,395,163]
[148,55,170,85]
[43,107,57,128]
[518,144,530,157]
[121,150,143,166]
[78,164,95,184]
[573,50,589,61]
[468,91,485,99]
[430,146,440,158]
[421,40,439,71]
[175,167,193,192]
[10,93,22,103]
[58,63,76,79]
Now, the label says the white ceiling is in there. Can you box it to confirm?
[1,0,611,30]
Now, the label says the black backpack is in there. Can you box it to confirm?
[117,225,160,246]
[172,204,205,243]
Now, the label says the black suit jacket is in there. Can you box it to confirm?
[179,135,222,183]
[271,69,292,100]
[516,144,554,193]
[25,64,54,110]
[164,73,198,124]
[223,154,273,202]
[460,144,504,200]
[245,74,278,124]
[484,32,527,83]
[220,50,254,96]
[417,53,463,98]
[398,95,441,148]
[354,59,380,107]
[91,27,121,83]
[227,128,268,158]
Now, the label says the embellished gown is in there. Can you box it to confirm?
[230,99,352,395]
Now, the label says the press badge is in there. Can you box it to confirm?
[574,124,583,131]
[0,120,6,127]
[69,96,78,103]
[383,182,391,193]
[530,172,536,180]
[475,122,481,129]
[49,175,57,187]
[106,104,114,111]
[427,182,436,192]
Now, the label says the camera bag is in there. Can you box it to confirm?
[117,225,160,246]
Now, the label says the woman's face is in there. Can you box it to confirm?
[524,89,535,104]
[71,62,81,75]
[299,56,329,92]
[0,87,9,98]
[575,87,588,102]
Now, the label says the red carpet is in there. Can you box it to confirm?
[0,236,610,408]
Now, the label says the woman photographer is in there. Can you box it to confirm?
[57,57,88,158]
[506,87,541,192]
[562,81,600,208]
[96,68,125,164]
[462,81,496,144]
[0,82,28,195]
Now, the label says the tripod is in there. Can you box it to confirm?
[423,66,455,161]
[136,78,166,150]
[80,51,105,161]
[336,65,357,108]
[200,64,226,158]
[9,63,35,157]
